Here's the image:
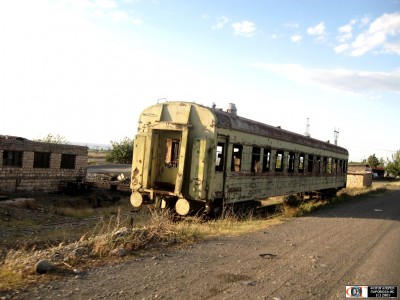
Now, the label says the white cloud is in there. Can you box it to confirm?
[384,41,400,54]
[361,15,370,26]
[334,43,349,53]
[337,19,356,43]
[232,21,257,37]
[291,34,302,43]
[307,22,325,36]
[334,12,400,56]
[251,63,400,95]
[212,16,228,30]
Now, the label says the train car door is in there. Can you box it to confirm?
[149,127,189,194]
[214,137,228,200]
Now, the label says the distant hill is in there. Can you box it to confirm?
[72,142,111,150]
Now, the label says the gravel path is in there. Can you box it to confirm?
[6,190,400,300]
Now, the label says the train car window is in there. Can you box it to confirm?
[299,154,305,173]
[2,150,23,167]
[262,148,271,172]
[338,160,343,173]
[251,147,261,173]
[165,138,180,168]
[328,157,332,173]
[275,150,284,172]
[215,142,225,172]
[231,144,243,172]
[316,156,321,173]
[288,152,295,173]
[307,155,314,173]
[333,158,337,174]
[323,157,328,173]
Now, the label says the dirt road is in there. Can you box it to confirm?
[13,190,400,299]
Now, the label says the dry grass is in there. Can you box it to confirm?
[0,207,280,291]
[88,150,109,165]
[1,180,398,292]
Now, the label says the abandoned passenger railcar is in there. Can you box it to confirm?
[130,101,349,215]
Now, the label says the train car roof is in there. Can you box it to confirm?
[202,103,348,156]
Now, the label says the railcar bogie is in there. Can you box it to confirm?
[130,101,349,216]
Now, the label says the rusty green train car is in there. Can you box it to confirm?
[130,101,349,215]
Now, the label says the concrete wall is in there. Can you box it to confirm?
[0,136,87,193]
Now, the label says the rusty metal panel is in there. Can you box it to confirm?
[131,135,147,190]
[189,138,209,200]
[161,102,191,124]
[213,109,348,156]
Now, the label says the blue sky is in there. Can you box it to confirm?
[1,0,399,162]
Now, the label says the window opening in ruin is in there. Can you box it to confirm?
[2,150,23,167]
[165,138,180,168]
[288,152,295,173]
[231,144,243,172]
[275,150,284,172]
[299,153,305,173]
[251,146,261,173]
[215,142,225,172]
[60,154,76,169]
[307,155,314,173]
[33,152,50,168]
[262,148,271,172]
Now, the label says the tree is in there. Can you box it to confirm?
[106,137,134,164]
[386,150,400,177]
[367,154,380,168]
[34,133,69,144]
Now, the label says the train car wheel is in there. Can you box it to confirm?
[175,198,190,216]
[130,191,143,208]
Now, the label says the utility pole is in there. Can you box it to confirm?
[305,118,311,137]
[334,128,339,145]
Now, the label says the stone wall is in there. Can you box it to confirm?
[0,136,87,193]
[346,173,372,188]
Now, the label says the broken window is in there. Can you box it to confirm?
[328,157,332,173]
[316,156,321,173]
[251,146,261,173]
[215,142,225,172]
[60,154,76,169]
[165,138,180,168]
[262,148,271,172]
[231,144,243,172]
[288,152,295,173]
[333,158,337,174]
[299,153,305,173]
[2,150,23,167]
[323,157,328,173]
[307,155,314,173]
[33,152,50,168]
[275,150,284,172]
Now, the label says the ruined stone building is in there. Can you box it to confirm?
[347,163,373,188]
[0,135,87,193]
